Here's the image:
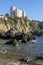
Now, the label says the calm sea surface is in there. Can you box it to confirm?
[27,36,43,56]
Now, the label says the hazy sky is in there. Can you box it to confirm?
[0,0,43,21]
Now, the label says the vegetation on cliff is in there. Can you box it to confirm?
[29,20,41,35]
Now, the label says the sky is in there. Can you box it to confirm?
[0,0,43,21]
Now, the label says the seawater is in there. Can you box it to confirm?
[0,37,43,57]
[27,36,43,56]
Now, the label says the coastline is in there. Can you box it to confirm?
[0,53,43,65]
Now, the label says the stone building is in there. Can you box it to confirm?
[10,6,26,17]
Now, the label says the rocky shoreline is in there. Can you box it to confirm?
[0,16,42,46]
[0,16,43,65]
[0,53,43,65]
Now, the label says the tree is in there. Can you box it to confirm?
[5,13,9,17]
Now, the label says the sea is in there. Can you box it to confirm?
[0,36,43,57]
[27,36,43,57]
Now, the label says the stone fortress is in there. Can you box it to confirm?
[10,6,26,17]
[0,6,26,19]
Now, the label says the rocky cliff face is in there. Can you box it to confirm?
[0,17,30,35]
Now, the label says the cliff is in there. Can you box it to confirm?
[0,16,41,46]
[0,16,41,37]
[0,16,30,35]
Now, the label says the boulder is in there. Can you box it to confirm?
[6,29,15,38]
[13,39,19,46]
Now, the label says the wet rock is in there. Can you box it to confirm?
[5,39,13,45]
[36,56,43,60]
[0,32,11,39]
[14,32,23,40]
[21,39,27,44]
[13,39,19,46]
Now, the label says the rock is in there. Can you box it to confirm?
[5,39,13,45]
[0,17,30,35]
[0,32,7,39]
[7,61,20,65]
[7,61,28,65]
[6,29,15,38]
[21,39,27,44]
[13,39,19,46]
[21,64,28,65]
[36,56,43,60]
